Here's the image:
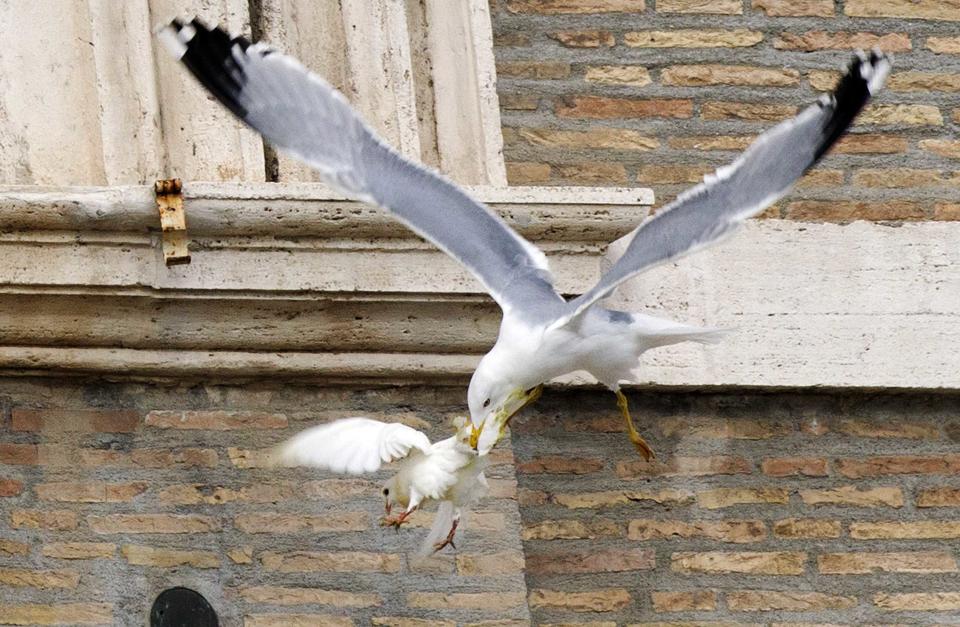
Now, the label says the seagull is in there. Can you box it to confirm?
[270,416,489,553]
[160,19,890,459]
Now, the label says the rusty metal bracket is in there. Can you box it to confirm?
[155,178,191,266]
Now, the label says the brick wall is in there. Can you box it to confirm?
[0,379,528,626]
[491,0,960,221]
[3,379,960,624]
[512,389,960,625]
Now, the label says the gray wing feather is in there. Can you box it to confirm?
[555,51,891,329]
[161,19,564,322]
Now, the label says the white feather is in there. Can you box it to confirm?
[271,417,432,475]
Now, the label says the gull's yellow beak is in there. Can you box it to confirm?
[469,423,482,450]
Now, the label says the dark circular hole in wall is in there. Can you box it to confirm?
[150,587,218,627]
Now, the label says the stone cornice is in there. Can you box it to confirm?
[2,183,958,391]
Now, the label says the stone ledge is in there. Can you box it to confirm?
[2,184,958,390]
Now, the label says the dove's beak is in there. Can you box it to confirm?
[469,423,482,450]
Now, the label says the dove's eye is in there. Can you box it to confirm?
[482,398,491,408]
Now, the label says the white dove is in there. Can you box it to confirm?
[270,416,489,552]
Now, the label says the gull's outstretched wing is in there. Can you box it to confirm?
[555,51,890,328]
[159,18,564,322]
[271,417,433,475]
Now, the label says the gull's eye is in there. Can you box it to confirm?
[382,488,389,496]
[482,398,491,408]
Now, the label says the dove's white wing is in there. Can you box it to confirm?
[272,417,433,475]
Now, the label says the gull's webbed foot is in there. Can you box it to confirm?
[432,517,460,553]
[616,389,656,462]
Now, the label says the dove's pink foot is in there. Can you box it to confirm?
[380,507,416,529]
[432,517,460,553]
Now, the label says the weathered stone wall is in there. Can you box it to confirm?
[3,379,960,625]
[491,0,960,221]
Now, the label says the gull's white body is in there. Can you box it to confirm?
[472,308,723,452]
[272,417,487,552]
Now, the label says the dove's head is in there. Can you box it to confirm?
[381,477,408,516]
[468,358,543,454]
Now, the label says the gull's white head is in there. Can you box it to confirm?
[467,357,542,454]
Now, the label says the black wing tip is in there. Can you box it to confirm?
[813,49,891,161]
[157,17,255,119]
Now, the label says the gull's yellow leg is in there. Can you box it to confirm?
[615,389,655,461]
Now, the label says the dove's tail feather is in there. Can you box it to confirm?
[417,501,458,557]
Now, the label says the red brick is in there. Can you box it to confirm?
[0,539,29,556]
[935,203,960,220]
[88,514,219,534]
[800,486,904,508]
[0,603,112,625]
[506,162,551,184]
[557,96,693,119]
[497,61,571,80]
[0,443,37,465]
[662,64,800,87]
[548,30,615,47]
[753,0,833,16]
[0,478,23,497]
[129,448,219,468]
[659,417,787,440]
[145,410,286,430]
[553,489,694,509]
[774,31,911,52]
[261,551,401,573]
[761,457,829,477]
[917,487,960,507]
[651,590,717,612]
[927,36,960,54]
[617,455,751,478]
[12,409,138,432]
[836,455,960,478]
[528,588,631,612]
[846,0,960,21]
[36,481,147,503]
[701,101,797,121]
[10,509,77,530]
[554,162,628,185]
[819,551,957,574]
[517,456,603,474]
[773,518,842,539]
[658,0,741,13]
[696,487,789,509]
[850,521,960,539]
[784,201,926,222]
[837,419,940,439]
[728,590,856,611]
[234,512,368,533]
[625,29,762,47]
[834,134,909,154]
[526,547,655,574]
[637,165,712,185]
[522,519,621,540]
[672,551,806,575]
[628,519,765,543]
[874,591,960,611]
[506,0,645,13]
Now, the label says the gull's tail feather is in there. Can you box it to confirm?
[416,501,458,558]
